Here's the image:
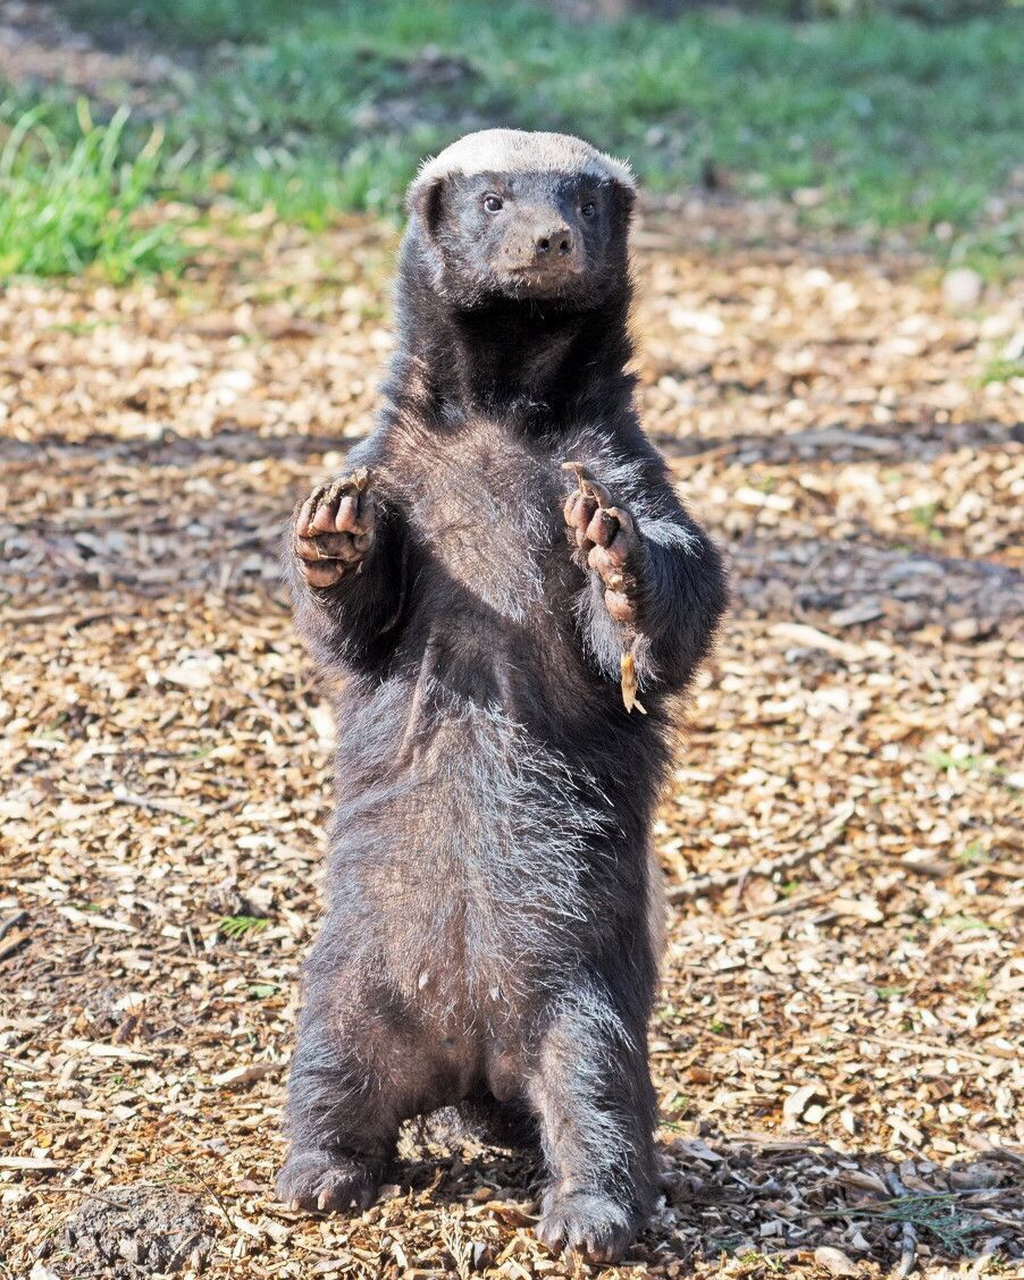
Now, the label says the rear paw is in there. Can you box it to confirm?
[276,1149,379,1214]
[293,469,375,588]
[535,1190,636,1264]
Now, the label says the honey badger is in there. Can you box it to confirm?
[278,129,727,1262]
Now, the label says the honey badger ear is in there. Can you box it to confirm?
[407,173,446,239]
[608,173,637,221]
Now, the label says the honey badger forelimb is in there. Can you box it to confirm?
[561,461,724,695]
[293,469,375,588]
[286,459,718,699]
[282,468,412,673]
[562,461,645,625]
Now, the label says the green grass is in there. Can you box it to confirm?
[927,748,1001,774]
[956,839,991,863]
[736,1254,786,1275]
[978,356,1024,383]
[819,1192,988,1254]
[217,914,269,939]
[0,101,187,279]
[1,0,1021,278]
[911,501,945,542]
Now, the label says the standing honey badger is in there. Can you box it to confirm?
[278,129,727,1262]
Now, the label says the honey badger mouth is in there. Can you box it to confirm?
[504,253,586,291]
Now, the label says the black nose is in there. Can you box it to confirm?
[535,228,573,258]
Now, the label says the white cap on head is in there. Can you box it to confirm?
[410,129,636,201]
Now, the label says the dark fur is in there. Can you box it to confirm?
[277,142,727,1262]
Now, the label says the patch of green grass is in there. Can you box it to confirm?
[736,1252,786,1274]
[662,1089,694,1120]
[60,0,334,47]
[939,912,1000,932]
[911,500,945,542]
[217,914,269,939]
[822,1192,987,1254]
[978,356,1024,384]
[0,100,187,279]
[927,748,1000,774]
[957,839,991,863]
[47,318,119,335]
[7,0,1023,279]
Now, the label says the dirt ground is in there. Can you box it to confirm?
[1,200,1022,1280]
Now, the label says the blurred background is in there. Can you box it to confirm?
[1,3,1022,1278]
[0,0,1021,277]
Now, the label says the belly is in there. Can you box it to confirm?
[330,684,612,1015]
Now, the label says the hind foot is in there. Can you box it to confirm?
[293,469,375,588]
[536,1189,637,1264]
[276,1149,379,1214]
[562,462,645,624]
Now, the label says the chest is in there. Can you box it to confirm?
[398,421,567,622]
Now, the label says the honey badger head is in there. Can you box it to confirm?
[406,129,636,309]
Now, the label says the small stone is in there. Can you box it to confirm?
[793,186,824,208]
[814,1245,862,1276]
[950,1162,1003,1189]
[942,267,983,311]
[829,600,884,628]
[948,617,994,642]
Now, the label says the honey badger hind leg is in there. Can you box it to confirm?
[275,1026,399,1214]
[276,967,430,1215]
[528,979,658,1264]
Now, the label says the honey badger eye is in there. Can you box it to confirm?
[581,202,597,218]
[483,194,503,213]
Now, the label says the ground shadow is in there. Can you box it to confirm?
[395,1127,1023,1273]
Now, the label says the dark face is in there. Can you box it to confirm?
[414,170,634,309]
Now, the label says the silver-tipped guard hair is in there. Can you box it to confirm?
[408,128,636,208]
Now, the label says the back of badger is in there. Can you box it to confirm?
[276,130,727,1263]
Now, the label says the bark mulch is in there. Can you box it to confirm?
[1,214,1021,1278]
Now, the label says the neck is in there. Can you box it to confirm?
[386,250,635,432]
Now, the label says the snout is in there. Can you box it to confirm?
[533,226,574,261]
[501,217,584,278]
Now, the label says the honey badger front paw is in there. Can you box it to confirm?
[276,1149,379,1214]
[562,462,645,624]
[293,469,375,588]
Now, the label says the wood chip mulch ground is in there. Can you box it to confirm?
[1,212,1021,1278]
